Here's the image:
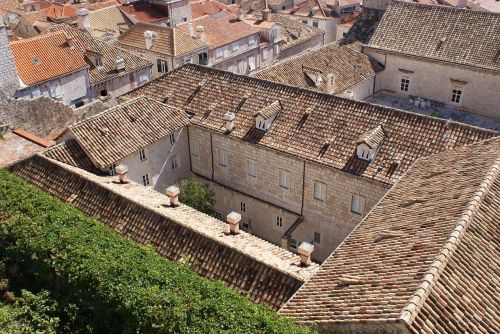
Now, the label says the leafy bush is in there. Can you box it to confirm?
[0,169,313,334]
[178,177,215,215]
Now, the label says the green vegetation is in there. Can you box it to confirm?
[0,169,313,334]
[179,177,215,215]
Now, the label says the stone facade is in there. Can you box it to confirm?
[277,32,323,61]
[188,125,389,262]
[90,67,152,99]
[209,34,262,74]
[365,49,500,118]
[168,0,192,26]
[0,24,19,97]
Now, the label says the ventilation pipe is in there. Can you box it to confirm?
[166,185,180,207]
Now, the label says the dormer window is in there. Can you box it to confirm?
[254,100,282,131]
[356,125,386,161]
[302,65,323,87]
[95,56,102,67]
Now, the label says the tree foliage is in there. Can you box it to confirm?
[178,178,215,215]
[0,169,314,334]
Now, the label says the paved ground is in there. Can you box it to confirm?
[0,132,46,167]
[365,93,500,132]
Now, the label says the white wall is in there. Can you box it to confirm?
[91,67,152,100]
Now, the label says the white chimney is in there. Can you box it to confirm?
[166,185,180,207]
[115,164,130,184]
[456,0,467,8]
[76,7,89,31]
[224,112,235,132]
[188,22,194,37]
[262,8,272,21]
[196,26,206,42]
[226,211,241,235]
[326,73,335,93]
[298,242,314,267]
[143,30,157,50]
[116,57,125,72]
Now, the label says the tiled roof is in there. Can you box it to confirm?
[190,0,239,19]
[255,41,382,94]
[124,65,496,185]
[68,96,189,169]
[10,32,88,85]
[280,137,500,333]
[10,154,320,310]
[279,0,336,19]
[256,100,281,119]
[47,25,151,84]
[0,0,20,13]
[273,14,324,51]
[43,139,101,174]
[357,124,385,148]
[117,22,207,57]
[468,0,500,13]
[42,4,77,21]
[119,2,168,23]
[177,13,260,49]
[88,5,132,36]
[368,2,500,72]
[0,132,46,168]
[342,7,384,44]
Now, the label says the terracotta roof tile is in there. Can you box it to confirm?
[190,0,239,19]
[124,65,496,185]
[10,32,88,85]
[342,7,385,44]
[43,139,101,174]
[255,41,382,94]
[272,14,324,51]
[119,2,168,23]
[42,4,77,21]
[68,96,190,169]
[117,22,207,57]
[368,2,500,72]
[10,154,320,310]
[357,124,385,148]
[12,128,53,148]
[280,137,500,333]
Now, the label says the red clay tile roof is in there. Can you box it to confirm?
[123,64,497,185]
[43,4,77,21]
[0,0,21,13]
[10,154,319,310]
[190,0,239,19]
[280,137,500,333]
[43,139,101,174]
[10,32,88,85]
[368,2,500,72]
[178,13,260,49]
[12,128,53,148]
[119,2,168,23]
[68,96,190,169]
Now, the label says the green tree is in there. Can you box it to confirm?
[178,178,215,215]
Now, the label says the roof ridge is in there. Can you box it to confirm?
[390,0,500,16]
[10,30,65,44]
[398,144,500,327]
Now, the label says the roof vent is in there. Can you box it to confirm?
[99,127,109,136]
[356,125,386,161]
[298,242,314,267]
[337,275,366,288]
[195,25,206,42]
[32,56,41,65]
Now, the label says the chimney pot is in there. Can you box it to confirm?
[226,211,241,235]
[116,57,125,72]
[298,242,314,267]
[196,26,206,42]
[262,8,271,21]
[115,164,130,184]
[166,185,180,207]
[76,7,89,31]
[224,112,235,132]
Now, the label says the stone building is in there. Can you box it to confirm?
[57,96,191,192]
[364,2,500,119]
[254,40,383,100]
[0,21,19,97]
[116,22,209,78]
[123,64,496,261]
[280,136,500,333]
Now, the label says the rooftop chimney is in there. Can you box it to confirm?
[226,211,241,235]
[188,21,194,37]
[115,164,130,184]
[76,7,89,31]
[166,185,180,207]
[298,242,314,267]
[326,73,335,93]
[196,26,206,42]
[143,30,157,50]
[116,57,125,72]
[262,8,272,21]
[224,112,235,132]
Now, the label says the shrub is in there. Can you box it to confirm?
[0,169,314,334]
[178,177,215,215]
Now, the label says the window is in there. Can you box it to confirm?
[232,42,239,52]
[240,202,246,212]
[216,48,224,59]
[279,170,290,189]
[157,59,167,73]
[351,194,366,215]
[191,141,199,156]
[314,232,321,244]
[213,211,222,220]
[248,56,256,71]
[182,16,188,22]
[109,163,117,176]
[171,155,178,169]
[248,37,256,46]
[74,101,84,108]
[241,221,250,231]
[169,133,176,145]
[49,84,60,98]
[340,6,355,14]
[198,52,208,65]
[451,86,463,104]
[247,159,256,178]
[302,19,308,25]
[95,56,102,67]
[100,89,108,97]
[217,149,227,166]
[312,21,319,28]
[184,57,192,64]
[400,75,410,92]
[289,238,298,250]
[139,148,146,161]
[276,216,283,228]
[142,173,150,186]
[313,181,326,201]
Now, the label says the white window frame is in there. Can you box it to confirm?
[139,148,146,161]
[276,216,283,228]
[248,37,256,46]
[109,163,117,176]
[142,173,150,186]
[289,238,298,251]
[279,170,290,189]
[232,42,239,52]
[400,75,410,92]
[217,148,228,167]
[191,141,199,156]
[451,86,463,104]
[171,155,178,169]
[351,194,366,215]
[240,202,246,213]
[216,48,224,59]
[313,181,326,202]
[314,232,321,244]
[247,159,256,178]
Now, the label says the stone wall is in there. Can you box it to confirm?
[277,33,324,61]
[0,25,19,97]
